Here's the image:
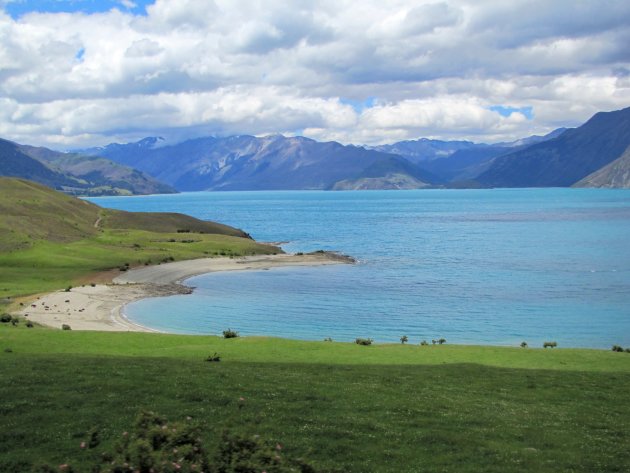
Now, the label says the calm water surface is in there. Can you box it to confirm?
[89,189,630,348]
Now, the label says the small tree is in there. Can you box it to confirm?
[520,341,528,348]
[543,341,557,348]
[223,329,239,339]
[355,338,373,346]
[400,335,408,344]
[420,340,429,346]
[438,338,446,345]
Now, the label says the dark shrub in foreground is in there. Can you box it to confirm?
[223,329,239,339]
[206,352,221,362]
[37,411,318,473]
[0,314,12,323]
[62,324,72,331]
[355,338,373,346]
[612,345,624,352]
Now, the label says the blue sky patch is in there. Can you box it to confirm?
[340,97,377,113]
[4,0,155,19]
[489,105,534,120]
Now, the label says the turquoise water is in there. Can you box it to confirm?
[89,189,630,348]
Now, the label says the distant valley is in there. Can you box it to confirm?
[2,106,629,195]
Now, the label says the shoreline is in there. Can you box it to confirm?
[17,252,354,332]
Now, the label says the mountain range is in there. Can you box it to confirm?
[0,138,175,196]
[2,106,629,194]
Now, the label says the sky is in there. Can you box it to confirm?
[0,0,629,149]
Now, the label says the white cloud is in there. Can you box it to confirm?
[0,0,629,148]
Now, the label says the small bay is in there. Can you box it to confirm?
[89,188,630,348]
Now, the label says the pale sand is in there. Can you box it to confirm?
[17,252,353,332]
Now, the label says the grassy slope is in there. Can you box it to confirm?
[0,178,278,306]
[1,325,629,472]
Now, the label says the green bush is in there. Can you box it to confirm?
[64,286,72,292]
[0,314,12,323]
[400,335,408,344]
[62,324,72,331]
[355,338,373,346]
[420,340,428,346]
[543,341,557,348]
[438,338,446,345]
[323,337,333,342]
[223,329,239,339]
[520,342,528,348]
[612,345,624,352]
[26,320,34,328]
[206,352,221,362]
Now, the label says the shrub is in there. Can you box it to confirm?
[11,318,19,326]
[4,348,12,353]
[0,314,12,323]
[626,348,630,353]
[323,337,333,342]
[223,329,239,339]
[438,338,446,345]
[612,345,624,352]
[520,341,528,348]
[62,324,72,331]
[400,335,408,344]
[543,341,557,348]
[90,283,96,287]
[44,411,319,473]
[420,340,428,346]
[64,286,72,292]
[26,321,34,328]
[206,352,221,362]
[355,338,373,346]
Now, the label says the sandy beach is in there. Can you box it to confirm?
[17,252,353,332]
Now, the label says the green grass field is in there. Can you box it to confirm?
[2,324,630,472]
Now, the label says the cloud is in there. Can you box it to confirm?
[0,0,629,148]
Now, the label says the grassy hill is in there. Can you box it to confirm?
[0,178,278,305]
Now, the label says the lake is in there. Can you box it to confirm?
[89,188,630,348]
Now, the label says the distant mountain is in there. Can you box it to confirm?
[80,135,440,191]
[0,138,80,190]
[0,138,175,196]
[477,107,630,187]
[373,139,480,163]
[492,128,568,148]
[573,146,630,188]
[374,129,567,184]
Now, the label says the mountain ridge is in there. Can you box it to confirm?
[477,107,630,187]
[0,138,175,196]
